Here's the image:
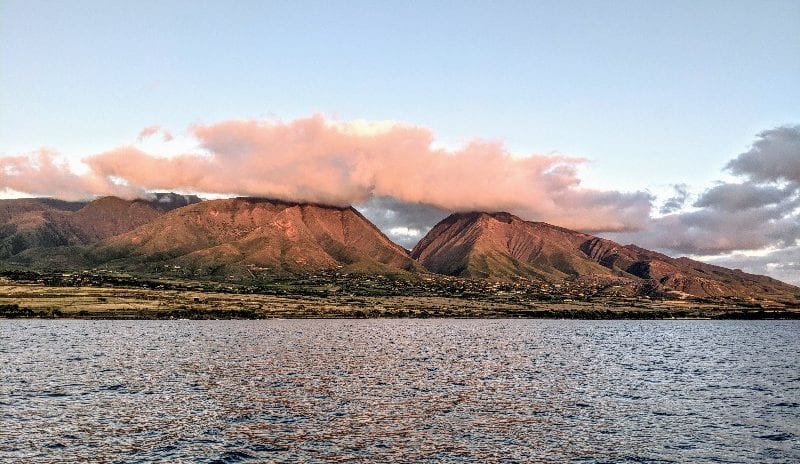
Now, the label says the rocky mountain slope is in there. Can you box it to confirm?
[95,197,420,276]
[0,194,200,258]
[411,211,798,300]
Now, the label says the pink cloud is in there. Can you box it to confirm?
[0,149,142,200]
[1,115,654,232]
[86,115,651,231]
[136,125,161,141]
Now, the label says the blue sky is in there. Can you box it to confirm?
[3,0,798,189]
[1,1,799,282]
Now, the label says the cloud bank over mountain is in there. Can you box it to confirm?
[0,117,797,282]
[2,115,652,233]
[0,149,142,200]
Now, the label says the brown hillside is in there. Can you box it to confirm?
[96,197,420,276]
[0,195,200,257]
[412,211,799,300]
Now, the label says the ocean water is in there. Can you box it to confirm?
[1,319,798,463]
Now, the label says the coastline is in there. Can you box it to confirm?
[2,280,798,320]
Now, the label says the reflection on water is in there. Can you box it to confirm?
[1,319,798,463]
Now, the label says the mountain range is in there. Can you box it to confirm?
[0,194,796,302]
[0,193,200,258]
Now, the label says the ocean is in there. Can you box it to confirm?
[1,319,798,463]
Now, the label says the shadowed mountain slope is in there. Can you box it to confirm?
[0,194,201,258]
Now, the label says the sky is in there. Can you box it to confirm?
[1,0,799,283]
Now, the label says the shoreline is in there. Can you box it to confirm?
[4,315,799,320]
[2,281,798,321]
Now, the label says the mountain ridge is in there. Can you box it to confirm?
[411,211,798,301]
[0,194,201,258]
[0,197,796,303]
[94,197,420,276]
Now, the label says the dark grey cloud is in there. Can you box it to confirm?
[610,206,799,256]
[356,196,451,249]
[707,246,800,286]
[660,184,689,214]
[607,124,800,260]
[693,182,793,212]
[726,125,800,183]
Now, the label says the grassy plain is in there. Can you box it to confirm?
[1,275,797,320]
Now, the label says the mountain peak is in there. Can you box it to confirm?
[413,211,798,300]
[412,210,609,281]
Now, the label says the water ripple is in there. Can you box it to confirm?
[1,319,798,463]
